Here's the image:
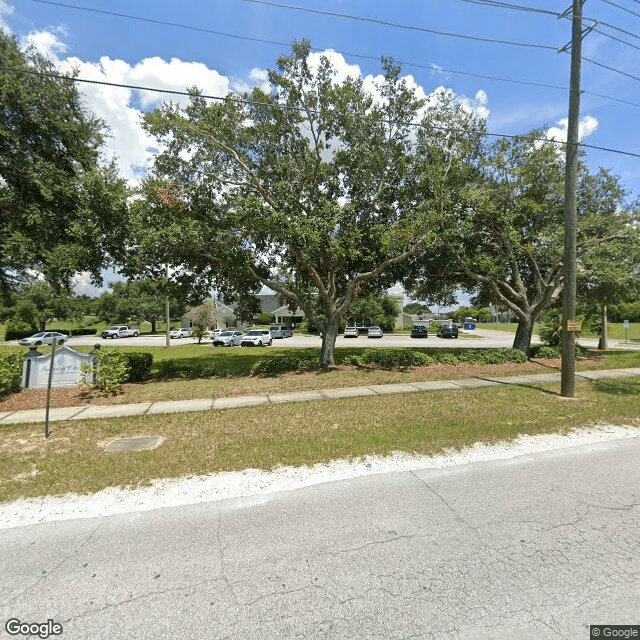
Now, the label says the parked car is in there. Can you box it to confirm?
[411,324,428,338]
[367,326,384,338]
[170,328,191,339]
[270,325,293,338]
[18,331,69,347]
[241,329,273,346]
[101,325,139,339]
[438,321,459,339]
[213,330,244,346]
[344,326,359,338]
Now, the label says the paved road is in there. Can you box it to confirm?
[2,437,638,639]
[21,330,636,351]
[6,329,639,350]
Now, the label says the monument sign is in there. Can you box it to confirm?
[22,345,94,389]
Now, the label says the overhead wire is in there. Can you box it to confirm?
[598,0,640,18]
[4,64,640,159]
[27,0,640,108]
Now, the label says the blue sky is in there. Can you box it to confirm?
[3,0,640,303]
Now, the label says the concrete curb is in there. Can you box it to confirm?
[1,368,639,425]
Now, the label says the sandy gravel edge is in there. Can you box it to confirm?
[1,424,638,530]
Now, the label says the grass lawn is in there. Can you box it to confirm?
[1,375,639,503]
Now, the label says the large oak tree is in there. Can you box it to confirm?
[142,42,473,365]
[0,31,128,300]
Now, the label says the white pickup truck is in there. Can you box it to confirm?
[101,325,140,339]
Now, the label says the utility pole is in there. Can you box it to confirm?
[165,263,171,348]
[560,0,586,398]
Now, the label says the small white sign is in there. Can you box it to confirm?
[624,320,630,328]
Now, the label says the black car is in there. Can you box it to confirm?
[438,321,459,339]
[410,324,428,338]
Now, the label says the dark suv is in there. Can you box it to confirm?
[438,321,459,339]
[410,324,428,338]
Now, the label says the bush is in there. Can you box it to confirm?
[359,348,429,368]
[0,352,23,396]
[531,345,562,359]
[122,352,153,381]
[458,348,528,365]
[4,320,37,342]
[250,355,319,376]
[69,327,100,336]
[86,349,130,394]
[156,360,217,379]
[340,354,363,366]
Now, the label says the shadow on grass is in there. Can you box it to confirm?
[593,379,640,397]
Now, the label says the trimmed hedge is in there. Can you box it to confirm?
[251,355,320,376]
[122,352,153,382]
[0,352,22,396]
[69,328,100,336]
[4,325,37,342]
[343,348,529,369]
[156,360,217,379]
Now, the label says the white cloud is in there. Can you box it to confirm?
[546,115,599,143]
[20,27,68,57]
[0,0,14,32]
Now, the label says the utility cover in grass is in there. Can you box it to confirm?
[105,436,164,453]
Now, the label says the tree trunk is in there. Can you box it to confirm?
[512,317,533,356]
[150,319,157,333]
[598,302,608,351]
[319,314,340,368]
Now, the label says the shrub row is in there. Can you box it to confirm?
[0,352,23,396]
[4,324,37,342]
[122,352,153,381]
[342,348,528,368]
[69,328,100,336]
[250,355,320,376]
[155,359,217,379]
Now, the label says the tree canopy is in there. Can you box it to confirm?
[407,130,637,354]
[141,41,479,365]
[0,31,128,300]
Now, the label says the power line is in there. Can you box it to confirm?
[28,0,640,105]
[4,64,639,159]
[598,0,640,18]
[240,0,558,50]
[461,0,640,50]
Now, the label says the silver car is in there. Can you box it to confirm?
[344,326,359,338]
[18,331,69,347]
[170,328,191,339]
[213,330,244,346]
[367,326,384,338]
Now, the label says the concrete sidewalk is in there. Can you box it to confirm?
[2,367,640,425]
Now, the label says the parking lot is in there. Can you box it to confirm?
[51,329,523,350]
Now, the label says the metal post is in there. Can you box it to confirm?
[44,340,57,439]
[560,0,585,398]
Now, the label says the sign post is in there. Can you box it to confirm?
[44,341,57,439]
[624,319,629,343]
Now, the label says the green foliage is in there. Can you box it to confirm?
[538,309,565,347]
[0,33,129,298]
[0,352,22,396]
[257,312,275,325]
[121,352,153,382]
[86,349,130,394]
[4,320,37,342]
[250,355,320,376]
[532,345,562,359]
[359,349,430,368]
[69,328,100,336]
[457,348,527,365]
[156,360,217,379]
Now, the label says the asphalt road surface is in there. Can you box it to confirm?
[1,437,638,639]
[46,329,526,350]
